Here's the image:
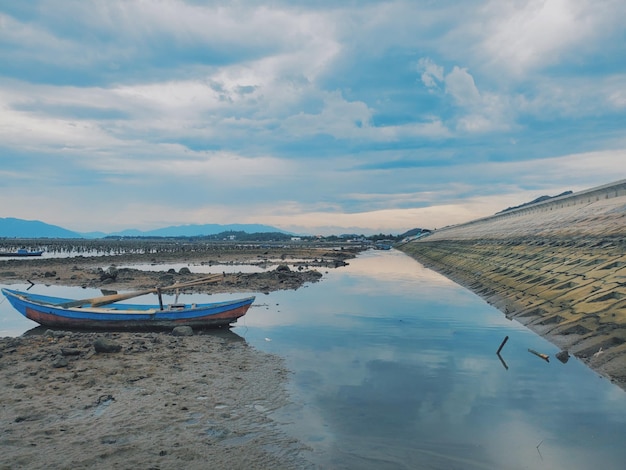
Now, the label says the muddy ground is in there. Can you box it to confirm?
[0,244,364,469]
[0,245,361,294]
[0,331,310,470]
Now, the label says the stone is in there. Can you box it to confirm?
[556,350,570,363]
[44,329,66,338]
[94,338,122,353]
[172,326,194,337]
[52,357,69,368]
[99,266,119,282]
[61,348,81,356]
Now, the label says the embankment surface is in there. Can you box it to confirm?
[399,180,626,389]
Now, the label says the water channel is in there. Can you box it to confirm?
[2,249,626,469]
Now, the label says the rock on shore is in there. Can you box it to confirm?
[399,180,626,390]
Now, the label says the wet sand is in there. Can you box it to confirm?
[0,244,363,469]
[0,331,309,470]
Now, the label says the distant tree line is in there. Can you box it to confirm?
[100,227,431,243]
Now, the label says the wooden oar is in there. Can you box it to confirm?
[59,274,223,308]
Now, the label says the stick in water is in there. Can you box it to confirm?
[528,349,550,362]
[497,336,509,355]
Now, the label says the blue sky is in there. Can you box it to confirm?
[1,0,625,235]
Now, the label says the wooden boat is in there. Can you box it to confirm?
[1,288,255,330]
[0,249,44,257]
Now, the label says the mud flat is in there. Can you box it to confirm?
[0,244,364,469]
[399,180,626,390]
[0,244,362,295]
[0,331,310,470]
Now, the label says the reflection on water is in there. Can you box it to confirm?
[19,324,247,343]
[117,258,320,274]
[117,262,268,274]
[0,249,144,260]
[2,249,626,469]
[236,250,626,470]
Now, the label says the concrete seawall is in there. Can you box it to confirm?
[398,179,626,389]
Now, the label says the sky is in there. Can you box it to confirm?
[1,0,625,236]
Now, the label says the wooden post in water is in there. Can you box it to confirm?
[497,336,509,355]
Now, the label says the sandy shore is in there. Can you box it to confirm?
[0,244,364,469]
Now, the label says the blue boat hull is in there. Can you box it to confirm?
[1,288,254,330]
[0,250,44,257]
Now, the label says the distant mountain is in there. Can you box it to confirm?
[0,217,83,238]
[0,218,290,239]
[80,231,108,238]
[497,191,573,214]
[108,223,290,238]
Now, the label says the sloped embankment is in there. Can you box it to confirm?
[398,180,626,389]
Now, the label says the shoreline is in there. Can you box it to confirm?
[400,241,626,391]
[398,179,626,392]
[399,238,626,392]
[0,245,361,295]
[0,244,364,469]
[0,330,311,469]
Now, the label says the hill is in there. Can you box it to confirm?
[109,223,289,238]
[0,218,289,239]
[0,218,83,238]
[497,190,573,213]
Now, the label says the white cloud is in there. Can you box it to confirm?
[480,0,625,75]
[609,90,626,109]
[516,74,626,119]
[415,60,512,133]
[444,66,480,106]
[0,12,83,64]
[445,68,512,132]
[281,90,372,138]
[417,57,444,89]
[375,120,452,140]
[0,103,119,152]
[88,149,295,184]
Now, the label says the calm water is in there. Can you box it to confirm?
[2,250,626,469]
[116,260,304,274]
